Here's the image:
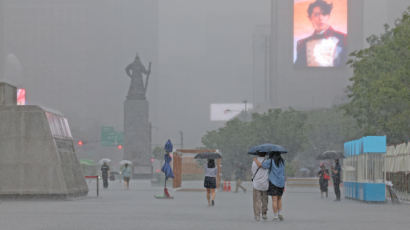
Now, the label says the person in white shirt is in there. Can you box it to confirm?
[251,152,269,221]
[204,159,217,206]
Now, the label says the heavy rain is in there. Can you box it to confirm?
[0,0,409,229]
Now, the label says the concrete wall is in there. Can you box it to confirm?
[0,105,88,198]
[0,82,16,105]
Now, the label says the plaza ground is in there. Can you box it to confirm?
[0,180,409,230]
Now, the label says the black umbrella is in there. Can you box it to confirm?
[194,152,222,159]
[316,151,344,160]
[248,143,287,155]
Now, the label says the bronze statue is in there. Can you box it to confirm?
[125,53,151,100]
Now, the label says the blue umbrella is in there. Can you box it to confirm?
[164,139,173,153]
[248,143,288,155]
[160,152,174,198]
[161,153,174,180]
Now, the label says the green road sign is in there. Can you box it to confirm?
[116,132,124,145]
[101,126,116,146]
[101,126,124,147]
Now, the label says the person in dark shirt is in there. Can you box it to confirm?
[331,159,342,201]
[101,162,110,189]
[317,163,330,198]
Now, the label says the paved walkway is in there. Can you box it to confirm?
[0,180,409,230]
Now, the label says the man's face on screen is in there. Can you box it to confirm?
[310,6,330,32]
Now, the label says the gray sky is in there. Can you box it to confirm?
[1,0,409,155]
[156,0,270,147]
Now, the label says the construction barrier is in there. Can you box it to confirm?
[385,142,410,202]
[343,136,386,202]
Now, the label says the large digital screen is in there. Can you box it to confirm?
[294,0,347,67]
[210,103,253,121]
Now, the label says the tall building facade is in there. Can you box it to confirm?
[267,0,409,110]
[252,25,271,108]
[268,0,363,110]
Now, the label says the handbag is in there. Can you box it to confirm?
[323,172,330,180]
[251,159,266,182]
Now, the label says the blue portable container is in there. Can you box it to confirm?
[343,136,386,202]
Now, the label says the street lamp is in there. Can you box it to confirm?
[179,131,183,150]
[242,100,248,112]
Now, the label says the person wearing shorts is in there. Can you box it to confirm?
[204,159,217,206]
[121,163,132,190]
[254,152,285,222]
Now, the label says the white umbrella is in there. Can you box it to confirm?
[119,160,132,165]
[98,158,111,164]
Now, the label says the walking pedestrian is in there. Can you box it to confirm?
[121,163,132,190]
[331,159,342,201]
[254,152,285,222]
[101,162,110,189]
[317,163,330,198]
[204,159,217,206]
[234,163,247,193]
[251,152,269,221]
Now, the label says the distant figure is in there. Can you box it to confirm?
[234,163,247,193]
[317,163,330,198]
[295,0,347,67]
[331,159,342,201]
[254,152,285,222]
[204,159,217,206]
[251,152,269,221]
[101,162,110,189]
[121,163,132,190]
[125,53,151,100]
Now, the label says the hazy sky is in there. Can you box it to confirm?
[1,0,409,154]
[156,0,270,147]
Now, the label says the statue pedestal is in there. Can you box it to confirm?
[124,99,152,178]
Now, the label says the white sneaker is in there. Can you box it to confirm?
[278,214,284,221]
[273,217,279,222]
[255,216,260,222]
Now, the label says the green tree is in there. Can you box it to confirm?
[152,146,164,160]
[344,8,410,144]
[202,107,364,178]
[297,107,363,170]
[201,109,307,179]
[202,118,254,179]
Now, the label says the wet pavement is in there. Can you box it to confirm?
[0,180,409,230]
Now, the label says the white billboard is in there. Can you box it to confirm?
[210,103,253,121]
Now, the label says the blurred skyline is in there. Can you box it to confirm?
[0,0,408,153]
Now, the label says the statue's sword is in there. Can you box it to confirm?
[144,62,152,92]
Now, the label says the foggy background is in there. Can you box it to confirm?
[0,0,409,161]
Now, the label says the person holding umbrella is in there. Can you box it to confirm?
[331,159,342,201]
[251,152,269,221]
[316,151,343,201]
[121,163,132,190]
[317,162,330,198]
[194,152,221,206]
[250,143,287,222]
[204,159,217,206]
[253,151,286,222]
[101,162,110,189]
